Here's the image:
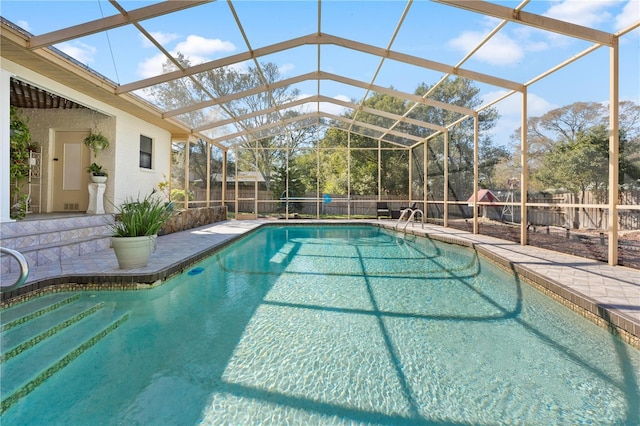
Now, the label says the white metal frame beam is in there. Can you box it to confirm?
[115,33,523,95]
[166,70,474,120]
[28,0,213,49]
[209,111,422,147]
[193,94,445,135]
[434,0,614,45]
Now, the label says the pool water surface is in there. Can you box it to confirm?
[2,225,639,424]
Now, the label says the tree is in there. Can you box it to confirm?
[536,102,607,144]
[270,165,305,213]
[509,101,640,180]
[410,77,502,208]
[294,78,503,201]
[535,127,609,228]
[146,57,321,191]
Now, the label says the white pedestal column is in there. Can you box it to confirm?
[87,183,106,214]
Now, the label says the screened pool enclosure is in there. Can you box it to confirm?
[2,1,639,269]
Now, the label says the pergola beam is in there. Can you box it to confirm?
[193,94,444,135]
[435,0,613,46]
[164,72,312,118]
[115,34,317,94]
[318,33,523,92]
[326,72,474,116]
[208,110,422,147]
[165,70,472,120]
[28,0,212,49]
[116,32,523,95]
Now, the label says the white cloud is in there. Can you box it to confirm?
[527,94,558,117]
[544,0,617,27]
[136,34,238,78]
[615,0,640,32]
[17,20,31,32]
[450,0,632,68]
[141,31,180,48]
[175,35,235,57]
[137,53,169,78]
[482,90,558,146]
[57,41,96,64]
[279,63,295,75]
[449,31,524,66]
[320,95,351,117]
[482,90,556,118]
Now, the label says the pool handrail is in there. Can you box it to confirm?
[0,247,29,292]
[394,207,424,232]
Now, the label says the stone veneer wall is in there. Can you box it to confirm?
[160,206,227,235]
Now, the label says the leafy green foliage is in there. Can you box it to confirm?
[110,191,174,237]
[270,165,305,212]
[412,77,502,201]
[293,77,502,200]
[85,162,108,176]
[10,106,31,182]
[170,189,194,201]
[535,132,608,198]
[146,55,320,191]
[83,131,109,157]
[9,106,34,219]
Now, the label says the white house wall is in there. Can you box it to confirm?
[21,108,115,212]
[113,113,171,206]
[2,59,172,216]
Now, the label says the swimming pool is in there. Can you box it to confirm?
[1,225,639,424]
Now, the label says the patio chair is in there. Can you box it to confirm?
[376,202,391,219]
[400,202,417,214]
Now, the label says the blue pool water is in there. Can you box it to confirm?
[2,225,639,424]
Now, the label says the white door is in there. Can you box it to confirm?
[52,131,90,212]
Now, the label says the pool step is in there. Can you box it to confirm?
[1,300,106,363]
[0,214,114,275]
[0,296,129,414]
[0,293,81,332]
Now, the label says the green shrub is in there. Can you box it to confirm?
[169,189,194,201]
[110,191,174,237]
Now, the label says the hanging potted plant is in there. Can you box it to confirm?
[109,190,174,269]
[85,162,108,183]
[83,131,110,157]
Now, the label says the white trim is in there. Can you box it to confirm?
[1,69,14,222]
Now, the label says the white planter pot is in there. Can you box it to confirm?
[111,235,157,269]
[91,175,107,183]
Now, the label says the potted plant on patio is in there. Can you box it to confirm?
[86,162,108,183]
[109,190,174,269]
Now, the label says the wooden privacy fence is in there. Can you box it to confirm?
[528,191,640,230]
[189,188,639,230]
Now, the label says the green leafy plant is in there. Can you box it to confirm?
[11,194,28,220]
[83,131,110,157]
[157,175,174,201]
[86,162,108,176]
[169,188,194,202]
[110,190,174,237]
[9,106,34,219]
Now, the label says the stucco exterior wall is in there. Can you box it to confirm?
[2,59,172,214]
[113,113,171,207]
[18,108,115,212]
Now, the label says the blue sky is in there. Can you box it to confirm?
[2,0,639,147]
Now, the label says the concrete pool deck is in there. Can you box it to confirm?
[2,219,639,349]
